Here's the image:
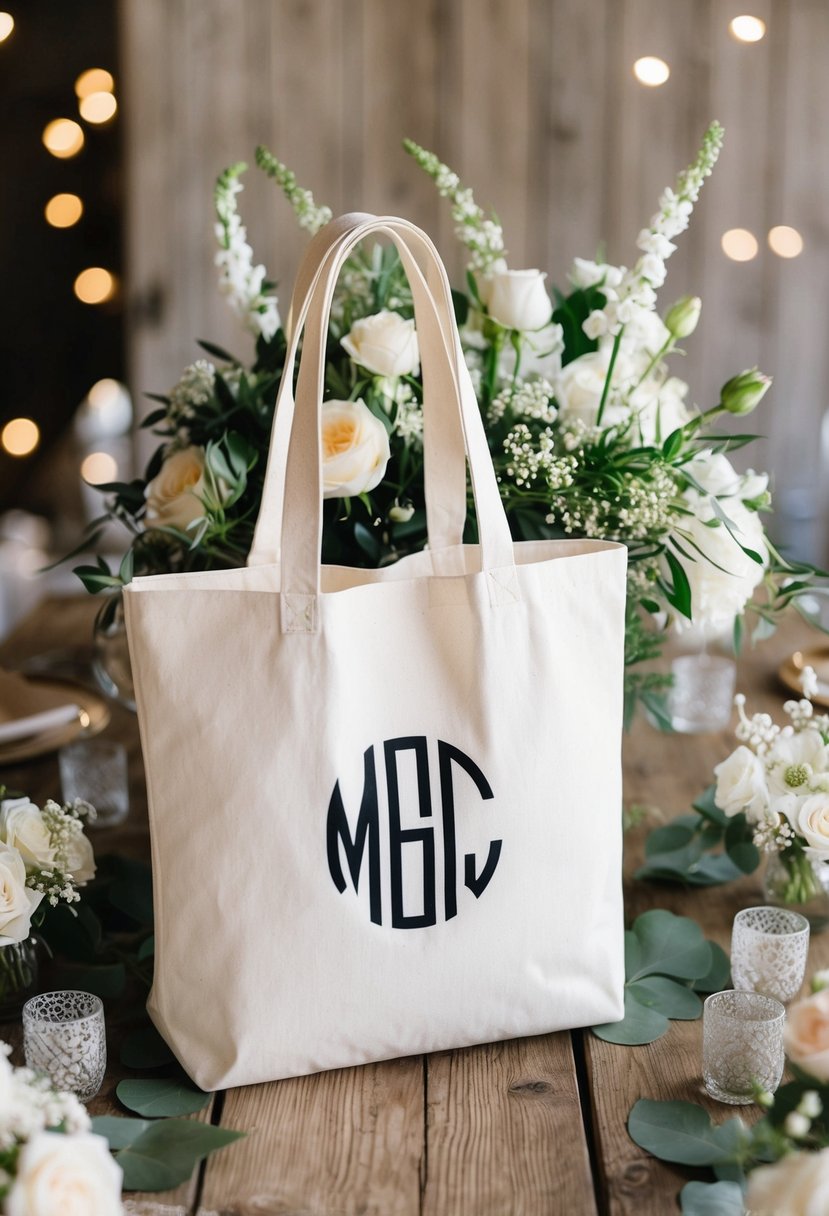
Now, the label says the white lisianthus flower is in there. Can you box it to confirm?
[746,1148,829,1216]
[713,745,769,821]
[767,731,829,802]
[482,269,552,331]
[145,446,210,532]
[5,1131,124,1216]
[341,310,420,378]
[0,842,43,945]
[321,399,391,499]
[0,798,55,869]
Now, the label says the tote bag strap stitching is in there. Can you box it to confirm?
[249,215,467,565]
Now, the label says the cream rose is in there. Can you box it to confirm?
[321,399,391,499]
[145,446,208,531]
[784,989,829,1080]
[62,829,96,885]
[746,1148,829,1216]
[0,842,43,945]
[792,794,829,858]
[713,746,769,822]
[482,269,552,331]
[0,797,55,869]
[5,1131,124,1216]
[341,310,420,377]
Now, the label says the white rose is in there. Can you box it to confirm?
[145,446,208,531]
[341,310,420,377]
[0,842,43,945]
[0,798,55,869]
[713,745,769,821]
[686,452,744,497]
[792,794,829,857]
[321,399,391,499]
[62,830,96,885]
[628,375,692,445]
[554,348,635,430]
[671,490,767,634]
[746,1148,829,1215]
[498,321,564,382]
[5,1131,124,1216]
[482,269,552,331]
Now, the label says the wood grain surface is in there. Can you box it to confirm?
[1,598,826,1213]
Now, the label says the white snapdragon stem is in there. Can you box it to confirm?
[254,146,333,235]
[214,163,281,341]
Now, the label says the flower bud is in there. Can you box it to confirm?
[664,295,701,339]
[389,502,415,524]
[811,969,829,993]
[719,368,772,415]
[784,1111,812,1139]
[798,1091,823,1119]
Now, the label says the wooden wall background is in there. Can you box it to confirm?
[120,0,829,559]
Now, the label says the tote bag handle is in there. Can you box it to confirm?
[248,213,469,567]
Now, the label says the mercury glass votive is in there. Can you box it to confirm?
[23,990,106,1101]
[731,906,810,1004]
[59,737,129,827]
[703,989,785,1105]
[669,653,736,733]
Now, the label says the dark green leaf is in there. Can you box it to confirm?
[628,909,712,981]
[628,1099,746,1166]
[107,857,153,925]
[645,820,697,856]
[58,962,126,998]
[627,976,702,1020]
[664,550,693,619]
[724,818,760,874]
[692,786,728,825]
[662,427,685,461]
[353,521,382,561]
[197,338,240,364]
[693,942,731,993]
[120,1025,175,1070]
[592,988,669,1045]
[117,1076,210,1117]
[137,934,155,961]
[91,1115,153,1150]
[112,1119,244,1191]
[140,407,168,428]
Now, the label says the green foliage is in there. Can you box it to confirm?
[591,910,727,1045]
[628,1099,748,1166]
[636,786,761,887]
[91,1117,244,1192]
[680,1180,745,1214]
[117,1076,210,1118]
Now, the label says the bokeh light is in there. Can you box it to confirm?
[633,57,671,87]
[729,15,766,43]
[768,225,804,258]
[79,91,117,124]
[75,68,114,98]
[74,268,117,305]
[44,193,84,229]
[0,12,14,42]
[721,228,759,261]
[81,451,118,484]
[42,119,84,159]
[1,418,40,457]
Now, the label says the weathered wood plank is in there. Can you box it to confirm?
[423,1033,597,1216]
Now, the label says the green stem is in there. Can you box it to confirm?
[596,328,624,427]
[631,335,674,396]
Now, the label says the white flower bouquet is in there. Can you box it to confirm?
[0,1041,122,1215]
[75,122,825,722]
[0,787,96,1008]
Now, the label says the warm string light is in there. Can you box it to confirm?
[79,91,117,124]
[74,268,117,305]
[75,68,114,98]
[721,228,759,262]
[633,56,671,87]
[42,118,84,159]
[1,418,40,457]
[730,15,766,43]
[0,11,13,42]
[45,193,83,228]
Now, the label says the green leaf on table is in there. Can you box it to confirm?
[117,1076,210,1117]
[693,785,728,826]
[725,817,761,874]
[713,1161,747,1186]
[592,988,669,1045]
[120,1024,175,1070]
[644,818,698,855]
[627,975,702,1020]
[693,942,731,993]
[96,1117,244,1191]
[680,1180,745,1215]
[628,909,712,981]
[628,1098,747,1166]
[92,1115,153,1150]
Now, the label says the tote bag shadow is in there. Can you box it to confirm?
[124,214,627,1091]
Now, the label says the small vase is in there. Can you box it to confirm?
[92,592,136,712]
[763,851,829,934]
[0,936,40,1020]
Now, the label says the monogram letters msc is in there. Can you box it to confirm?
[326,736,502,929]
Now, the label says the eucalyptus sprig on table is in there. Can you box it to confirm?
[591,909,730,1045]
[635,786,761,889]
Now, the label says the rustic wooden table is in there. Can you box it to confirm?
[1,596,825,1216]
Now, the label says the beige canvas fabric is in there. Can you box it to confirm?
[124,215,627,1090]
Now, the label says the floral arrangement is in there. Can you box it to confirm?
[75,121,825,721]
[0,1042,123,1215]
[628,972,829,1214]
[636,667,829,905]
[0,788,96,1005]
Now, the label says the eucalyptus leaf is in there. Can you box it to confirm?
[91,1115,153,1150]
[113,1119,244,1191]
[627,975,702,1020]
[120,1024,175,1070]
[117,1076,210,1117]
[592,989,669,1045]
[693,942,731,993]
[644,821,697,855]
[680,1180,744,1215]
[628,910,712,981]
[693,786,728,825]
[628,1099,746,1166]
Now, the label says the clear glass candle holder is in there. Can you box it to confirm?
[669,653,736,733]
[59,737,129,828]
[703,989,785,1105]
[731,906,810,1004]
[23,990,106,1101]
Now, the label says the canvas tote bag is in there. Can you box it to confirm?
[124,213,628,1091]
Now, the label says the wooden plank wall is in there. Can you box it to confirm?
[120,0,829,559]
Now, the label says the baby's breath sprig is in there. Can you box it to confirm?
[403,139,506,276]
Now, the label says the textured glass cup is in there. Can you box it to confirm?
[669,654,737,733]
[23,990,106,1101]
[59,737,129,827]
[703,990,785,1104]
[731,906,810,1004]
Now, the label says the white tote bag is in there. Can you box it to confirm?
[124,214,627,1091]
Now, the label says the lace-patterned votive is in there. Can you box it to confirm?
[703,990,785,1105]
[731,906,810,1004]
[23,990,106,1101]
[669,653,736,733]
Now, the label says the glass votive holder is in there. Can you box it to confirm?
[23,990,106,1102]
[59,737,129,828]
[668,653,736,733]
[703,989,785,1105]
[731,906,810,1004]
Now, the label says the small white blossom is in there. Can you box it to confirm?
[214,163,281,341]
[802,665,820,701]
